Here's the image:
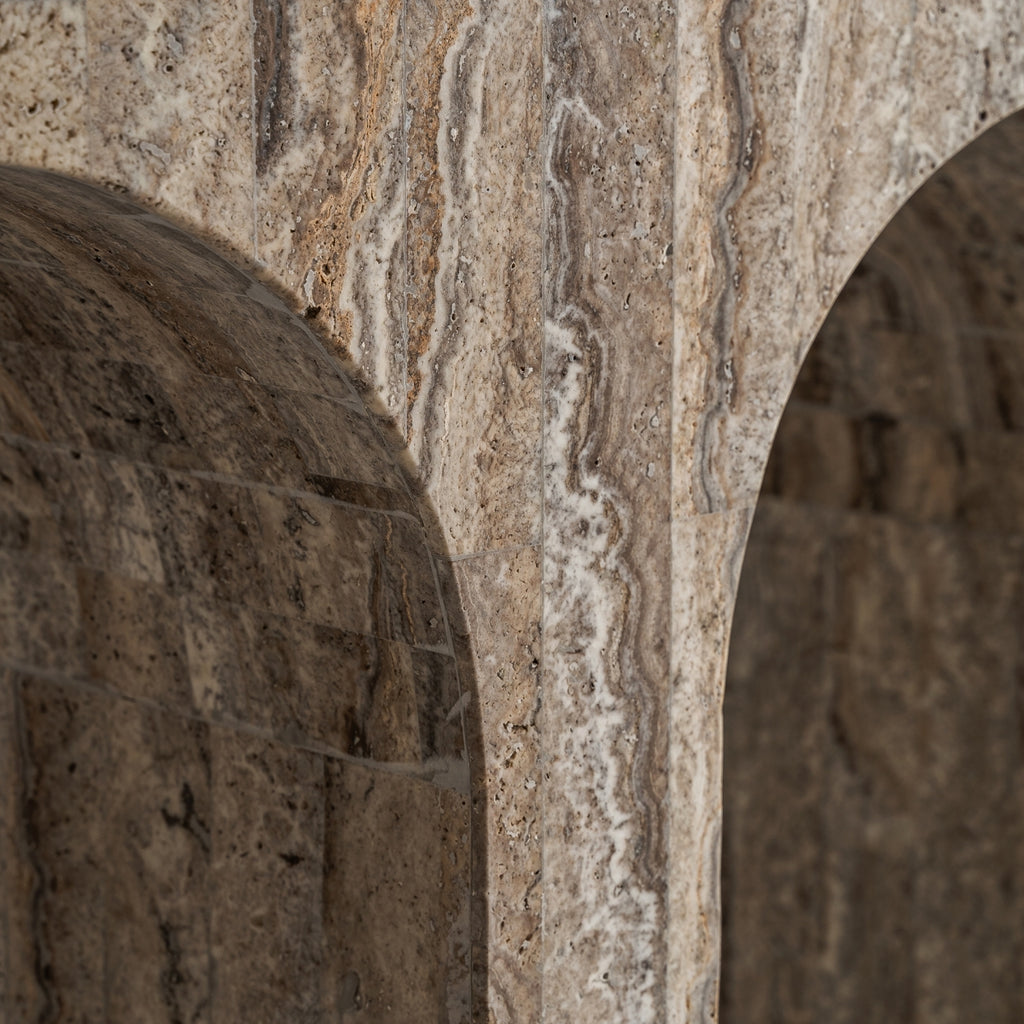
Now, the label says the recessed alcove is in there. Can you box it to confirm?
[0,168,475,1023]
[722,110,1024,1022]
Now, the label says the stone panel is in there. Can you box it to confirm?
[86,0,255,256]
[257,0,408,425]
[404,0,544,555]
[209,727,324,1024]
[322,758,472,1023]
[16,678,213,1024]
[541,0,675,1010]
[0,1,88,176]
[451,546,542,1024]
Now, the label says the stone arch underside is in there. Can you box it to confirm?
[673,17,1024,1010]
[0,167,476,1023]
[722,108,1024,1022]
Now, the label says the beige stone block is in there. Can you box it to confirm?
[962,327,1024,432]
[913,835,1024,1023]
[184,282,360,401]
[0,1,88,175]
[0,341,89,448]
[160,373,315,489]
[181,598,424,761]
[139,469,268,603]
[247,486,450,649]
[77,566,191,707]
[210,727,324,1023]
[956,428,1024,534]
[87,0,255,257]
[101,698,213,1024]
[762,403,861,511]
[0,341,209,468]
[16,678,111,1020]
[52,449,166,584]
[907,0,1024,185]
[0,439,67,563]
[322,759,471,1023]
[139,472,447,647]
[0,549,84,673]
[265,385,413,495]
[795,319,968,428]
[13,680,213,1021]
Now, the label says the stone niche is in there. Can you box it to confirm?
[0,168,475,1023]
[723,111,1024,1022]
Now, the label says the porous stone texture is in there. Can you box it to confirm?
[0,168,472,1023]
[724,111,1024,1024]
[2,1,1024,1020]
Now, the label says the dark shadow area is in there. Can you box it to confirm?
[722,110,1024,1023]
[0,166,484,1024]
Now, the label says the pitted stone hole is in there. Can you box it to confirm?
[722,110,1024,1023]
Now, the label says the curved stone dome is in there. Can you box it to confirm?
[0,167,473,1022]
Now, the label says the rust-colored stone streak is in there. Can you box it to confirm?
[285,0,407,421]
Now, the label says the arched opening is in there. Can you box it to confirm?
[722,111,1024,1021]
[0,168,477,1022]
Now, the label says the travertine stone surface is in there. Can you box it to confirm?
[542,0,674,1012]
[724,111,1024,1023]
[4,1,1024,1020]
[259,0,409,427]
[668,7,1024,1014]
[0,169,473,1023]
[88,1,256,258]
[669,507,751,1018]
[324,759,472,1022]
[451,547,542,1024]
[674,2,1024,519]
[0,0,88,176]
[405,0,543,557]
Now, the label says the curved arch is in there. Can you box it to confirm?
[684,81,1024,516]
[0,167,479,1022]
[722,107,1024,1021]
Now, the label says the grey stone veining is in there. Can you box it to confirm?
[3,2,1024,1020]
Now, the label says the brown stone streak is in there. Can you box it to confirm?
[252,0,287,177]
[545,53,673,887]
[405,0,473,416]
[695,0,759,514]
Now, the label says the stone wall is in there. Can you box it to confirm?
[2,0,1024,1020]
[724,111,1024,1023]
